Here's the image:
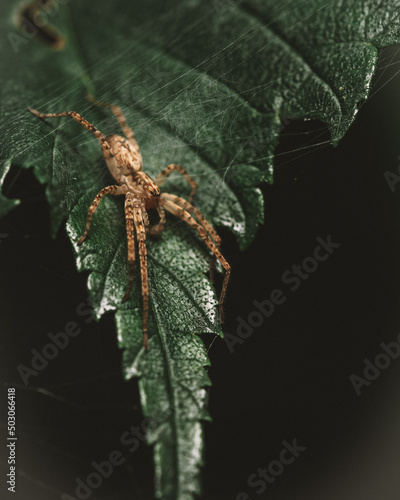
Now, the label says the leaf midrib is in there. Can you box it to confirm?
[151,298,181,498]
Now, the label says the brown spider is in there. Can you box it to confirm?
[28,100,231,350]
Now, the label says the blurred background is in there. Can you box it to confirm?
[2,37,400,500]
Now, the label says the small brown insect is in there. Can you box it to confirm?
[28,100,231,350]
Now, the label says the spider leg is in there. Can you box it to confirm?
[142,209,150,229]
[28,108,113,158]
[161,193,220,243]
[163,198,231,323]
[154,164,197,203]
[132,203,149,350]
[161,193,221,282]
[78,185,127,245]
[86,94,140,154]
[122,193,136,307]
[148,205,167,236]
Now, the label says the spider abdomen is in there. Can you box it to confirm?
[105,134,143,181]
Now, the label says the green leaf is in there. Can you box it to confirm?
[1,1,400,498]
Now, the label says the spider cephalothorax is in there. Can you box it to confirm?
[28,100,230,350]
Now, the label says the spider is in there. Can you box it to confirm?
[28,100,231,350]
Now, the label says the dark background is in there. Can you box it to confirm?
[2,46,400,499]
